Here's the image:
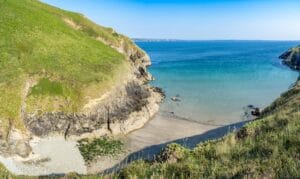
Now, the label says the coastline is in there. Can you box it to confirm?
[87,44,300,174]
[0,111,218,175]
[0,61,165,176]
[2,44,299,176]
[87,111,218,173]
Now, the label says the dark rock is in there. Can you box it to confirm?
[171,97,181,102]
[251,108,260,117]
[152,87,166,98]
[24,81,153,137]
[243,105,260,120]
[247,104,255,109]
[279,46,300,70]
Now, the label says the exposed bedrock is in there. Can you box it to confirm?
[0,40,164,158]
[279,46,300,70]
[24,82,164,137]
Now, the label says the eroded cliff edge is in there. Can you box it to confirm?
[24,46,164,138]
[279,45,300,70]
[0,0,164,158]
[24,42,164,137]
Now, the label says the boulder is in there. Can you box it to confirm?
[14,141,31,158]
[251,108,260,117]
[171,96,181,102]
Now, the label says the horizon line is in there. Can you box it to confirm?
[132,38,300,42]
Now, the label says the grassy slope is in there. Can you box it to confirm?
[0,0,140,134]
[121,81,300,178]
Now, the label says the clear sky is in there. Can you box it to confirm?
[42,0,300,40]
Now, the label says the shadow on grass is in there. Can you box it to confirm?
[102,120,249,174]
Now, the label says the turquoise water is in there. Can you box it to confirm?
[137,41,300,125]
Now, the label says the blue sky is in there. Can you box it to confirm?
[43,0,300,40]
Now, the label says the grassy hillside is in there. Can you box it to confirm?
[120,80,300,178]
[0,0,141,135]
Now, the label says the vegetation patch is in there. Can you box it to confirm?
[0,163,11,178]
[0,0,139,134]
[29,78,63,96]
[78,137,124,162]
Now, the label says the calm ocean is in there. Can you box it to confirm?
[137,41,300,125]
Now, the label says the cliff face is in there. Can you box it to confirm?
[279,46,300,69]
[24,31,162,138]
[0,0,163,158]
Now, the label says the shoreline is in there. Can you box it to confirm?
[0,40,298,176]
[88,111,250,174]
[87,111,219,173]
[0,110,218,176]
[1,79,296,175]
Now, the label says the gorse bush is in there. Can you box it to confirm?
[78,137,124,162]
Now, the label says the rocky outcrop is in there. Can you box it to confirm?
[0,0,163,165]
[0,128,32,158]
[0,31,163,159]
[98,36,153,82]
[279,46,300,70]
[22,36,164,140]
[24,82,163,137]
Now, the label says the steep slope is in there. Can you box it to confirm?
[280,46,300,70]
[0,0,162,158]
[120,55,300,178]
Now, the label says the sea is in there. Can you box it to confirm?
[136,40,300,126]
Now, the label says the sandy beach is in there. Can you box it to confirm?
[87,112,219,173]
[0,111,218,175]
[0,136,87,176]
[0,110,249,176]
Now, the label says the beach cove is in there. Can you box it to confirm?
[88,40,300,173]
[1,41,300,175]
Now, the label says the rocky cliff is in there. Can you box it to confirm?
[279,45,300,69]
[0,0,163,158]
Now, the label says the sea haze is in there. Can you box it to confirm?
[137,41,300,125]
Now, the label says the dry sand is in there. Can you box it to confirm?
[0,136,87,176]
[0,112,220,175]
[87,112,218,173]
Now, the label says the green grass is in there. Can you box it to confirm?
[292,46,300,52]
[0,163,37,179]
[0,0,142,133]
[120,81,300,178]
[78,137,124,162]
[0,163,11,178]
[30,78,64,96]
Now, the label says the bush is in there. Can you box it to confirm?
[77,137,123,162]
